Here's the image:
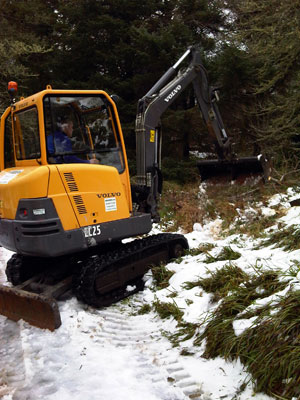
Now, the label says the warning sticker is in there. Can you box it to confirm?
[0,170,23,184]
[104,197,117,212]
[150,129,155,143]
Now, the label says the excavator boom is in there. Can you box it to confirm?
[133,46,269,220]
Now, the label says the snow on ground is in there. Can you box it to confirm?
[1,189,299,400]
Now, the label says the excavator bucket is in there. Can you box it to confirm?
[197,155,270,182]
[0,284,61,330]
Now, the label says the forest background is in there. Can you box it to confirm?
[1,0,300,178]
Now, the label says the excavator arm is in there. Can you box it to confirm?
[134,46,231,221]
[134,46,268,221]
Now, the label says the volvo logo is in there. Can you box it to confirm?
[164,85,182,102]
[97,192,121,198]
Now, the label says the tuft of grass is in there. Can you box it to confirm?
[166,290,178,298]
[167,322,199,347]
[180,348,195,356]
[153,298,184,322]
[137,304,151,315]
[260,224,300,251]
[192,268,295,398]
[234,291,300,398]
[203,246,241,264]
[151,264,175,290]
[286,260,300,277]
[183,263,248,302]
[185,242,215,257]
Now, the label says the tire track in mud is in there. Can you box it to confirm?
[82,294,205,400]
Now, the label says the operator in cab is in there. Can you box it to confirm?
[47,117,99,164]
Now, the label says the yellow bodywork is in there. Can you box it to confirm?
[49,164,130,230]
[0,166,49,219]
[0,87,132,230]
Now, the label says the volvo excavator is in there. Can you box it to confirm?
[0,47,268,330]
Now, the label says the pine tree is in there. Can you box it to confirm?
[0,0,230,164]
[47,0,227,160]
[226,0,300,166]
[0,0,56,111]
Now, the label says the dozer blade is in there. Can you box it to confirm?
[0,284,61,331]
[197,155,270,182]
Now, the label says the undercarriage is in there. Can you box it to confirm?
[0,233,188,330]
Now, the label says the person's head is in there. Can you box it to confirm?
[61,120,73,138]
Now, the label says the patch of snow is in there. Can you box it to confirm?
[279,206,300,226]
[233,317,258,336]
[2,185,300,399]
[261,207,276,217]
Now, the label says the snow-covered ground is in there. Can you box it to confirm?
[0,188,299,400]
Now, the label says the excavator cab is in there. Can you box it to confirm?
[0,87,152,259]
[0,86,156,330]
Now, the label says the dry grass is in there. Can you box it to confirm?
[159,175,290,240]
[158,182,207,232]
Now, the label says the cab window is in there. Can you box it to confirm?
[43,95,125,172]
[13,107,40,160]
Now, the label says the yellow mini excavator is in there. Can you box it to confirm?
[0,47,268,330]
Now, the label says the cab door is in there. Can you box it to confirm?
[0,108,15,171]
[12,107,42,167]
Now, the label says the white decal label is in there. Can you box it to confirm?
[104,197,117,212]
[0,170,23,184]
[164,85,182,102]
[83,224,101,238]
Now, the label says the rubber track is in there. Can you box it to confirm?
[5,255,48,286]
[73,233,188,308]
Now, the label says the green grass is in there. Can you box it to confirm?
[203,246,241,263]
[153,298,184,322]
[167,321,199,347]
[186,244,241,264]
[259,224,300,251]
[148,180,300,397]
[234,292,300,398]
[228,213,279,239]
[151,264,175,290]
[137,304,151,315]
[190,266,295,398]
[183,263,248,302]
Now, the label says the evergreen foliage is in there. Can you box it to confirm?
[2,0,299,169]
[227,0,300,166]
[0,0,228,160]
[0,0,56,111]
